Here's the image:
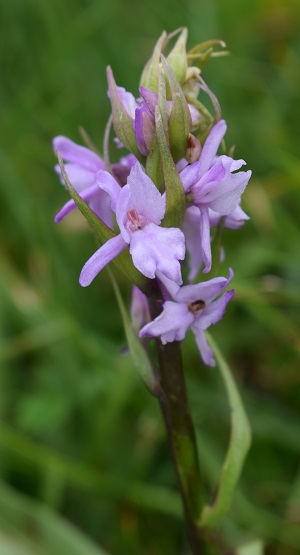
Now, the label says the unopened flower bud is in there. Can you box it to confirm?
[134,102,156,156]
[140,29,188,94]
[166,28,188,85]
[161,56,192,162]
[107,67,142,160]
[140,31,167,92]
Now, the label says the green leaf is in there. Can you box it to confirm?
[0,481,109,555]
[237,540,264,555]
[161,55,191,162]
[106,66,144,162]
[155,106,186,228]
[57,153,148,291]
[109,269,158,394]
[199,334,252,528]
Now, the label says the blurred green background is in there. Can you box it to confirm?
[1,0,300,553]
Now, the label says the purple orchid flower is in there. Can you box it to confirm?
[79,162,185,287]
[53,136,136,226]
[184,203,249,280]
[180,120,252,273]
[139,269,234,367]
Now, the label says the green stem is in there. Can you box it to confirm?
[148,287,204,554]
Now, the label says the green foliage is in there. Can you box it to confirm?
[0,481,109,555]
[1,0,300,554]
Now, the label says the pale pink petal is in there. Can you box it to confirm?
[96,170,121,212]
[139,87,158,113]
[155,270,180,300]
[116,86,138,119]
[203,171,252,215]
[209,204,250,230]
[179,161,201,193]
[176,158,189,172]
[55,163,96,193]
[129,223,185,284]
[54,184,100,222]
[89,190,114,228]
[196,120,227,177]
[188,104,201,128]
[230,159,246,171]
[116,185,131,243]
[119,154,137,168]
[53,136,104,171]
[130,286,151,329]
[79,234,127,287]
[179,121,227,192]
[126,163,166,224]
[195,155,231,188]
[184,207,203,280]
[192,328,215,367]
[134,104,155,156]
[139,301,194,343]
[199,207,212,273]
[175,268,234,304]
[192,289,234,330]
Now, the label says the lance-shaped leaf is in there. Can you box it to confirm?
[106,67,144,162]
[140,31,167,92]
[161,55,192,162]
[110,270,158,395]
[199,333,252,528]
[57,153,148,291]
[155,106,186,228]
[166,27,188,85]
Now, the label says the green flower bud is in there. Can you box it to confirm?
[166,28,188,85]
[140,28,189,94]
[140,31,167,92]
[161,56,192,162]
